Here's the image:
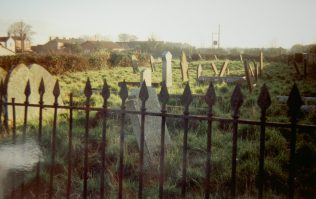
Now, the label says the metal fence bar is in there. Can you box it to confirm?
[230,84,243,199]
[204,83,216,199]
[138,81,149,199]
[287,84,303,199]
[181,83,192,198]
[158,82,169,199]
[67,93,73,199]
[49,80,60,199]
[257,84,271,199]
[11,97,16,199]
[0,82,3,134]
[118,81,128,199]
[36,78,45,199]
[100,80,110,199]
[83,78,92,199]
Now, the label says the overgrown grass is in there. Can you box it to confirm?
[1,60,316,198]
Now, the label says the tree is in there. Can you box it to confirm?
[8,21,35,52]
[118,33,138,42]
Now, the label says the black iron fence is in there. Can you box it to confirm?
[0,78,315,199]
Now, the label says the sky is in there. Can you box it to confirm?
[1,0,316,48]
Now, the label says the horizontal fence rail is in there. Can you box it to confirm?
[0,79,315,199]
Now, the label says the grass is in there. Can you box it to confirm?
[1,59,316,198]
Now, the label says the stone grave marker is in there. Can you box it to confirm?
[214,55,218,60]
[197,64,203,79]
[198,76,246,84]
[5,63,63,123]
[131,55,140,73]
[248,63,255,79]
[198,54,203,60]
[162,51,172,87]
[243,61,254,92]
[126,86,172,164]
[259,51,263,76]
[0,67,7,83]
[240,54,243,63]
[218,60,229,77]
[253,60,258,81]
[140,68,152,86]
[211,62,219,75]
[150,55,156,72]
[293,62,301,75]
[180,51,189,82]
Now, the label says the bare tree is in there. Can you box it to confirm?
[8,21,35,52]
[118,33,138,42]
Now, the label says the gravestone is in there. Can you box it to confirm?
[293,62,301,75]
[218,60,229,77]
[162,51,172,87]
[243,61,255,92]
[240,54,243,63]
[211,62,219,75]
[150,55,156,72]
[197,64,202,79]
[131,55,140,73]
[0,67,7,83]
[248,63,255,79]
[198,76,246,84]
[259,51,263,76]
[180,51,189,82]
[253,61,258,81]
[5,63,63,123]
[126,87,172,163]
[198,54,203,60]
[214,55,218,60]
[140,68,152,86]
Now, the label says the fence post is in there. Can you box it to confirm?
[138,81,149,199]
[0,81,3,134]
[49,80,60,199]
[100,80,110,199]
[83,78,92,199]
[230,84,243,199]
[287,83,303,199]
[36,78,45,199]
[204,83,216,199]
[158,81,169,199]
[23,80,31,141]
[67,93,73,199]
[181,83,192,198]
[257,84,271,199]
[118,81,128,199]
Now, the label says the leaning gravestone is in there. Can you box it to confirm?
[5,63,63,122]
[218,60,229,77]
[150,55,156,72]
[180,51,189,82]
[197,64,203,79]
[162,51,172,87]
[140,68,152,86]
[131,55,140,73]
[243,61,255,92]
[211,62,219,75]
[0,67,7,83]
[126,87,171,164]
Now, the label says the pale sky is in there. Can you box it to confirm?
[1,0,316,48]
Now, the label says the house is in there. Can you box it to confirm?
[0,34,31,52]
[32,37,84,53]
[0,35,15,52]
[81,41,123,53]
[0,44,15,56]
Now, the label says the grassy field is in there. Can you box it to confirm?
[2,59,316,198]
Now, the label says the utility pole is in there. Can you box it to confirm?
[218,24,221,48]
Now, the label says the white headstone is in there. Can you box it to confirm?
[126,87,172,164]
[162,51,172,87]
[140,68,152,87]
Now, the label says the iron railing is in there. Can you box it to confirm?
[0,78,315,199]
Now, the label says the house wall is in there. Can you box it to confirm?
[5,37,15,52]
